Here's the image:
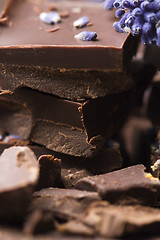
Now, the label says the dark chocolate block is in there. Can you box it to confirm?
[75,164,160,205]
[0,0,137,99]
[0,146,39,221]
[0,87,133,157]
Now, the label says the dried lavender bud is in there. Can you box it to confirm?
[144,12,156,23]
[113,21,126,32]
[122,0,137,8]
[73,16,89,28]
[4,135,23,143]
[74,31,97,41]
[104,0,115,10]
[125,15,135,26]
[156,26,160,45]
[39,11,61,24]
[113,0,123,8]
[115,8,125,17]
[132,7,142,16]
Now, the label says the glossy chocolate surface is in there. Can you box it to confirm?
[0,0,135,70]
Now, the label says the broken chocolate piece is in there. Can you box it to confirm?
[0,146,39,221]
[61,169,92,189]
[75,164,160,205]
[57,201,160,238]
[37,155,61,190]
[31,188,100,222]
[0,87,133,157]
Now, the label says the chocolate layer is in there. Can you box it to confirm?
[0,87,133,157]
[0,65,133,99]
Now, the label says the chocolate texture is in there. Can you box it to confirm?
[0,146,39,221]
[75,164,160,205]
[0,0,138,99]
[0,87,133,157]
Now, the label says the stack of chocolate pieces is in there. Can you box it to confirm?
[0,0,139,158]
[0,0,160,239]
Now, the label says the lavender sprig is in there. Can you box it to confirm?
[105,0,160,46]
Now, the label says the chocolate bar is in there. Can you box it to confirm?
[0,0,138,99]
[0,87,133,157]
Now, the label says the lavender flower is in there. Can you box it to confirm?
[39,11,61,24]
[74,31,97,41]
[73,16,89,28]
[105,0,160,45]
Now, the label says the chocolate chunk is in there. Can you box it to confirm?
[37,155,61,189]
[0,146,39,221]
[0,87,133,157]
[0,97,32,139]
[75,165,160,205]
[57,201,160,238]
[0,0,137,99]
[31,188,100,222]
[62,169,93,189]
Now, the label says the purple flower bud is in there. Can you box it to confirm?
[131,23,142,35]
[119,12,129,27]
[39,11,61,24]
[4,135,23,143]
[132,7,142,16]
[122,0,136,9]
[140,1,150,10]
[113,21,126,32]
[113,0,123,8]
[74,31,97,41]
[73,16,89,28]
[104,0,115,10]
[156,10,160,21]
[157,27,160,46]
[144,12,156,23]
[125,15,135,27]
[115,8,125,18]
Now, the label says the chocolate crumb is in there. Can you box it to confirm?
[59,10,69,18]
[0,17,8,23]
[87,22,93,26]
[45,26,60,33]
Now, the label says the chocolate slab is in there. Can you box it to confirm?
[0,0,138,99]
[1,0,135,69]
[0,87,133,157]
[0,146,39,221]
[75,164,160,205]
